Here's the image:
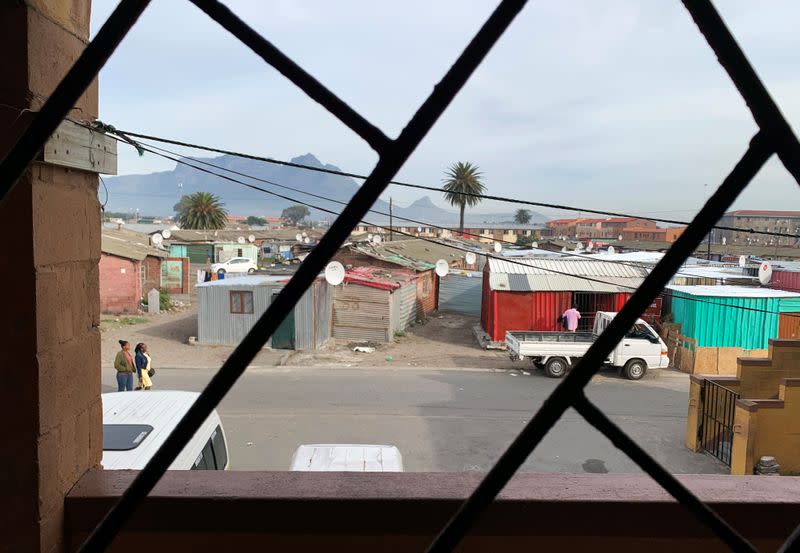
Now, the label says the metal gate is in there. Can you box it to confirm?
[699,380,739,466]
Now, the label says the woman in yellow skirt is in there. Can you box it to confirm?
[134,343,154,390]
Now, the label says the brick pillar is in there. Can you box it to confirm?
[0,2,100,552]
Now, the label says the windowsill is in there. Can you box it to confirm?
[67,470,800,551]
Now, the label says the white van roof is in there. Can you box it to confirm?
[290,444,403,472]
[102,391,223,470]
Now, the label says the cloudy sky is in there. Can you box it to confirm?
[91,1,800,219]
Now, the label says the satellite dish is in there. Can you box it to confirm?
[494,242,502,253]
[758,261,773,285]
[435,259,449,277]
[373,234,382,244]
[607,245,616,255]
[618,235,623,241]
[722,236,727,246]
[303,237,310,244]
[237,236,246,244]
[417,226,423,233]
[531,241,538,249]
[324,261,345,286]
[161,229,171,239]
[151,233,163,246]
[248,234,256,243]
[302,232,308,238]
[576,242,584,251]
[465,252,477,265]
[561,247,568,253]
[738,255,747,268]
[295,233,303,242]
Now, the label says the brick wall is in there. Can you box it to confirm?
[142,255,161,295]
[99,254,141,314]
[0,2,101,550]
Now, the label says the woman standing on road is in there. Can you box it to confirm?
[113,340,136,391]
[134,342,154,390]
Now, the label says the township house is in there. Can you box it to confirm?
[334,238,473,317]
[99,229,168,313]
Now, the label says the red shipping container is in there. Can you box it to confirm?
[771,270,800,293]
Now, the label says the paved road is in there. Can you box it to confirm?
[101,367,726,474]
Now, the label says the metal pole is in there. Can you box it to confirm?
[389,196,394,241]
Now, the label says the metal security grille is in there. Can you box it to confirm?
[1,1,800,552]
[699,380,740,467]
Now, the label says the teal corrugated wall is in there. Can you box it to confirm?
[670,290,782,349]
[169,244,188,258]
[779,297,800,313]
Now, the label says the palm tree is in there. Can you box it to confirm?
[177,192,228,230]
[514,208,531,224]
[442,161,485,235]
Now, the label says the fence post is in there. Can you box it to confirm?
[686,376,704,451]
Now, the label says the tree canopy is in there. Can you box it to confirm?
[176,192,228,230]
[281,204,311,225]
[442,162,485,233]
[246,216,267,226]
[514,209,532,224]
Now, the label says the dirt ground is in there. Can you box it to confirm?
[100,307,284,370]
[101,310,511,371]
[287,313,513,370]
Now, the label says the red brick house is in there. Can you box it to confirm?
[100,230,168,313]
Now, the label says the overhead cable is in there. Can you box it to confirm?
[103,126,799,240]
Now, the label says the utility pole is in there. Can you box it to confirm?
[389,196,394,242]
[707,228,712,261]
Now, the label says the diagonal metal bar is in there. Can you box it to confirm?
[76,1,528,551]
[0,0,152,204]
[425,132,773,553]
[682,0,800,185]
[189,0,391,153]
[572,394,758,552]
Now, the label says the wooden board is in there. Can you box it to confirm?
[41,120,117,174]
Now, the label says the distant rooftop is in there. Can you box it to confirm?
[725,210,800,218]
[665,285,800,298]
[197,275,291,288]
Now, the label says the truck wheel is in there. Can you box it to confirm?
[247,268,256,274]
[545,357,568,378]
[623,359,647,380]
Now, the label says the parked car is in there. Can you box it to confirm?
[290,444,403,472]
[506,311,669,380]
[101,391,229,470]
[211,257,257,275]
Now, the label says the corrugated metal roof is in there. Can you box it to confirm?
[197,275,291,288]
[487,257,648,278]
[490,273,639,292]
[665,285,800,298]
[343,266,417,291]
[101,230,168,261]
[350,239,465,271]
[168,229,319,243]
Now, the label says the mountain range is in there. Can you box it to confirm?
[102,153,547,225]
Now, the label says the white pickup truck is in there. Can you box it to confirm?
[506,311,669,380]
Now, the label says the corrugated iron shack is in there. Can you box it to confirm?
[665,285,800,350]
[332,267,418,343]
[197,275,332,349]
[334,239,470,317]
[481,258,648,341]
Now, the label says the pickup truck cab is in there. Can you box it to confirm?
[506,311,669,380]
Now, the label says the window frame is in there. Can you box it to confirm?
[229,290,254,315]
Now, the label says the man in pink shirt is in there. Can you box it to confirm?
[562,306,581,332]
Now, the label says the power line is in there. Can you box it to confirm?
[108,134,798,320]
[132,136,738,280]
[103,125,800,240]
